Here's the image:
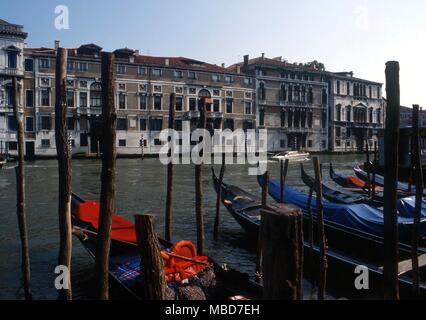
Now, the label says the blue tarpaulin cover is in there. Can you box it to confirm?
[259,176,426,242]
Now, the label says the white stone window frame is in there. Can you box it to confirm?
[139,116,148,131]
[175,86,184,94]
[79,80,88,89]
[138,92,147,110]
[153,85,162,93]
[138,66,147,76]
[213,89,221,97]
[39,58,50,69]
[25,89,34,108]
[40,77,50,87]
[25,116,34,132]
[152,68,163,77]
[244,101,252,115]
[188,87,197,95]
[212,74,221,82]
[225,90,233,98]
[139,83,148,92]
[39,88,51,107]
[187,96,197,111]
[78,91,89,108]
[117,92,127,110]
[153,94,163,111]
[117,64,127,75]
[187,71,197,80]
[78,61,88,72]
[174,70,184,79]
[224,75,234,83]
[67,90,76,108]
[118,82,127,91]
[175,95,184,111]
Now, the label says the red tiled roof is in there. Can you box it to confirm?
[24,47,237,74]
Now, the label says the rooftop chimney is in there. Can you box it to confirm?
[54,40,60,51]
[134,49,140,55]
[221,63,225,68]
[236,64,241,74]
[243,54,249,67]
[261,53,265,60]
[165,58,169,67]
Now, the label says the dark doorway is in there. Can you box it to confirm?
[89,117,102,154]
[25,141,35,159]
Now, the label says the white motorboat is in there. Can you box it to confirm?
[0,156,6,169]
[271,151,310,161]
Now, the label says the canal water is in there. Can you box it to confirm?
[0,154,364,299]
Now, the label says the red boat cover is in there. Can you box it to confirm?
[75,201,209,282]
[347,176,384,192]
[75,201,137,244]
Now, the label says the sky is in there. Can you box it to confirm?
[2,0,426,107]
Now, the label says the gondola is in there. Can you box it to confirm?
[212,169,426,299]
[330,164,426,219]
[330,163,383,193]
[300,163,382,206]
[71,193,262,300]
[353,163,426,196]
[257,175,426,245]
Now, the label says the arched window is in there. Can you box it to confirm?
[259,107,265,126]
[280,84,287,101]
[301,86,306,103]
[288,85,293,102]
[322,88,327,105]
[346,106,351,122]
[307,87,313,104]
[281,109,286,127]
[336,105,342,121]
[258,83,266,101]
[294,85,300,102]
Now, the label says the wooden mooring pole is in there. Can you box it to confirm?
[195,98,207,255]
[134,215,167,300]
[411,104,423,297]
[366,138,371,197]
[256,171,269,281]
[12,77,32,300]
[307,183,315,290]
[313,157,327,300]
[261,207,303,300]
[372,143,377,197]
[213,153,226,238]
[54,48,73,300]
[165,93,176,242]
[280,159,289,202]
[383,61,400,300]
[94,52,117,300]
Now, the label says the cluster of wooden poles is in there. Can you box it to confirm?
[10,48,212,300]
[9,55,424,300]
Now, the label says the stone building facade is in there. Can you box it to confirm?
[0,19,385,157]
[0,19,27,155]
[0,20,256,157]
[230,55,329,152]
[326,72,384,152]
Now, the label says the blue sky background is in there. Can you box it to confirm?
[2,0,426,107]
